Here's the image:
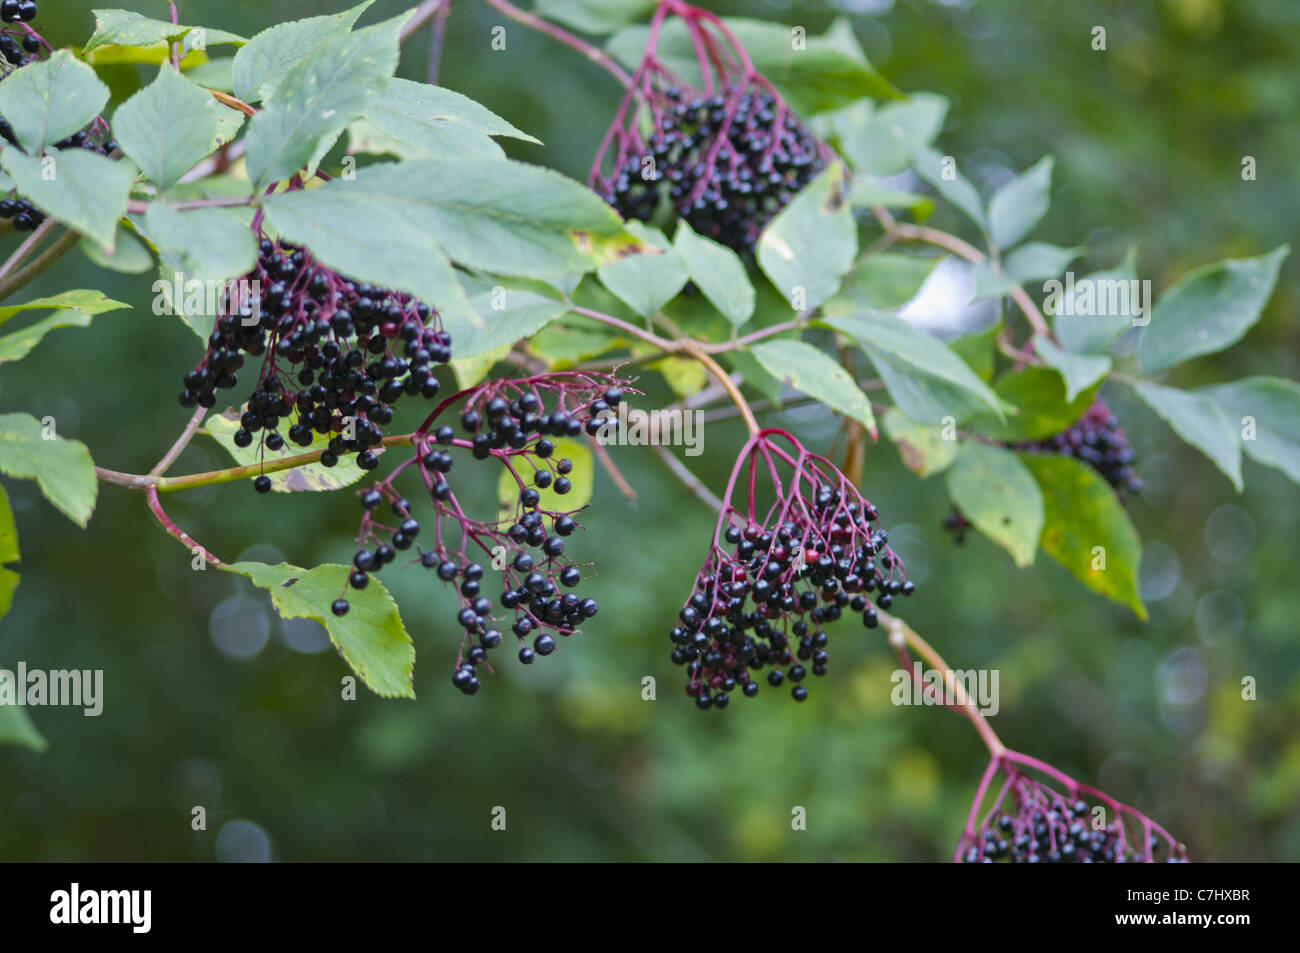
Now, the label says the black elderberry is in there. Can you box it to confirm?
[331,599,350,617]
[253,475,272,493]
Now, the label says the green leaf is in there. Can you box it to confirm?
[949,320,999,382]
[112,65,221,191]
[449,276,570,359]
[976,365,1096,442]
[1004,242,1081,282]
[141,203,259,286]
[751,339,876,437]
[607,17,898,116]
[451,342,512,388]
[497,437,594,513]
[0,289,130,328]
[0,50,109,154]
[846,179,933,219]
[350,78,539,161]
[1033,337,1112,402]
[0,294,129,364]
[1049,249,1142,354]
[1,149,134,252]
[987,156,1053,249]
[1132,381,1242,491]
[204,407,368,493]
[823,311,1003,424]
[84,9,245,53]
[232,2,373,101]
[945,443,1043,567]
[0,413,97,527]
[969,260,1018,301]
[881,407,957,477]
[673,220,754,328]
[823,94,947,178]
[651,356,709,397]
[1020,453,1146,619]
[538,0,656,33]
[596,223,685,318]
[826,252,939,312]
[529,321,623,368]
[757,162,856,310]
[185,56,236,93]
[245,13,403,188]
[263,158,639,288]
[0,705,47,752]
[723,349,784,407]
[0,483,19,623]
[226,561,413,698]
[80,225,154,274]
[909,144,987,231]
[1200,376,1300,484]
[1137,245,1288,374]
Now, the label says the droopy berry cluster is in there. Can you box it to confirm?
[0,1,40,72]
[945,399,1141,543]
[178,235,449,484]
[335,373,636,697]
[956,755,1187,863]
[670,429,914,709]
[590,0,830,252]
[602,86,826,252]
[1012,398,1142,495]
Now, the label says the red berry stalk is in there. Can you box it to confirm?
[341,372,638,695]
[670,428,915,708]
[956,750,1188,863]
[591,0,832,250]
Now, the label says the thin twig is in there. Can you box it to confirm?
[0,217,57,284]
[401,0,445,43]
[587,434,637,501]
[0,228,80,303]
[151,406,207,477]
[650,444,722,512]
[428,0,451,84]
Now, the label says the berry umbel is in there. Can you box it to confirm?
[591,0,830,252]
[670,429,915,709]
[178,233,450,475]
[955,751,1187,863]
[337,372,638,695]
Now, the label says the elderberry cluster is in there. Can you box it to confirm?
[0,1,39,71]
[945,400,1140,543]
[178,237,449,485]
[602,87,825,252]
[962,786,1185,864]
[334,375,635,697]
[0,196,41,231]
[1013,399,1142,495]
[672,483,913,710]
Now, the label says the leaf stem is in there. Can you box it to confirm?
[681,339,758,435]
[146,485,224,567]
[882,610,1007,759]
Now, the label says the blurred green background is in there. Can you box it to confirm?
[1,0,1297,861]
